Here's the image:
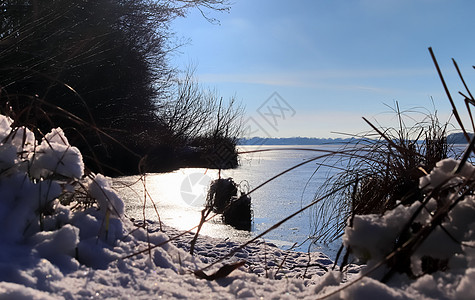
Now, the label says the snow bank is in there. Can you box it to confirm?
[0,114,208,295]
[2,113,475,299]
[339,158,475,299]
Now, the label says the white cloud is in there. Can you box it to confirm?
[196,68,434,93]
[227,17,253,31]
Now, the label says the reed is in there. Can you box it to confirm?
[313,103,457,245]
[315,49,475,299]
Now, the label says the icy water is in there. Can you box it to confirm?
[115,145,349,258]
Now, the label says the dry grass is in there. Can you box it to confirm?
[314,49,475,299]
[312,104,458,245]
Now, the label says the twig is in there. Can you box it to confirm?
[428,47,470,142]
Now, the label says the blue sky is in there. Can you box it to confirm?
[170,0,475,138]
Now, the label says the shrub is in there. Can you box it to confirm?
[206,177,252,230]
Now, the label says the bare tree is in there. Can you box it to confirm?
[162,68,243,145]
[207,93,244,142]
[0,0,233,174]
[162,69,213,143]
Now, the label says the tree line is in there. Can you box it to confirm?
[0,0,242,175]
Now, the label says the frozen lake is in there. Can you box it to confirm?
[115,145,357,258]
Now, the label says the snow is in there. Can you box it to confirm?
[85,174,124,218]
[30,127,84,180]
[2,114,475,299]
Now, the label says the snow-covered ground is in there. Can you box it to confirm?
[0,217,351,299]
[2,113,475,299]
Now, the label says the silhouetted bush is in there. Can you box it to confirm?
[0,0,240,175]
[206,178,252,230]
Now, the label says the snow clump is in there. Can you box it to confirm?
[341,158,475,299]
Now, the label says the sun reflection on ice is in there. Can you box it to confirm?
[115,168,251,241]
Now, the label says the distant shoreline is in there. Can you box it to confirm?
[238,132,472,146]
[238,137,359,146]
